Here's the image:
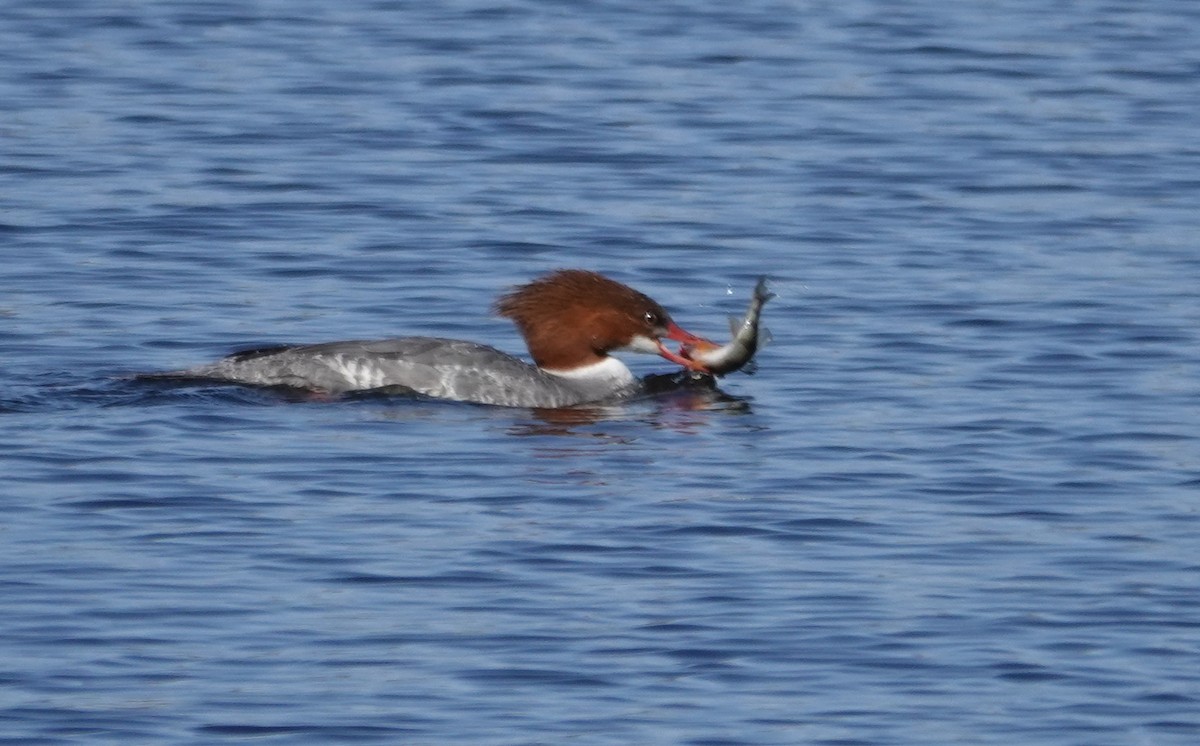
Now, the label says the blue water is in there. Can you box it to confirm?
[3,1,1199,743]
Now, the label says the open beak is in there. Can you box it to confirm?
[657,322,716,372]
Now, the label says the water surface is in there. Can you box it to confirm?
[2,1,1198,744]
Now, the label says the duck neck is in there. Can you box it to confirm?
[542,356,636,388]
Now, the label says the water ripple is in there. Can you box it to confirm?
[2,1,1199,744]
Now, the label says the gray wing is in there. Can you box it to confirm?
[179,337,588,406]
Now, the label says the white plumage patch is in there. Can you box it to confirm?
[543,356,635,386]
[327,356,385,389]
[619,334,661,355]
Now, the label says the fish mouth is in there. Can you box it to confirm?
[678,338,722,361]
[660,323,716,372]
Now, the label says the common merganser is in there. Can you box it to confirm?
[146,270,716,408]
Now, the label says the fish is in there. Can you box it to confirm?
[681,276,774,376]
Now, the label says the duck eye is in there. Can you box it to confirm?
[643,310,659,325]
